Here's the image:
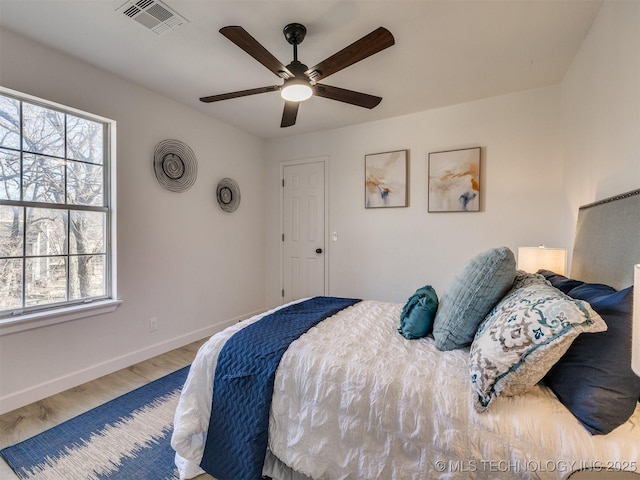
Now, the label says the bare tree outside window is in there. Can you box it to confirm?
[0,92,111,316]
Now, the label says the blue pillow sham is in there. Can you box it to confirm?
[544,281,640,435]
[537,269,584,294]
[433,247,516,351]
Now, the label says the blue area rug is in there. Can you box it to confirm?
[1,366,190,480]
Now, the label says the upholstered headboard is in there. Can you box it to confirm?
[570,188,640,290]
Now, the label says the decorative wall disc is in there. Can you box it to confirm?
[153,139,197,192]
[216,177,241,213]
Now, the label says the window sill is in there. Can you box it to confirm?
[0,299,123,336]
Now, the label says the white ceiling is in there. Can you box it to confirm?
[0,0,602,139]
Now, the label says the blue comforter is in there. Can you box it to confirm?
[200,296,361,480]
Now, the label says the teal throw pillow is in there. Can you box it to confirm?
[398,285,438,339]
[433,246,516,351]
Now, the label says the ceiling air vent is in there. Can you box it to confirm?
[116,0,188,36]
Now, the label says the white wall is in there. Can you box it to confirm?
[561,0,640,256]
[265,85,564,307]
[0,28,267,413]
[264,0,640,308]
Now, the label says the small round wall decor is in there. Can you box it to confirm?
[216,177,241,213]
[153,139,197,192]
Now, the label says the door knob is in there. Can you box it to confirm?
[316,248,323,254]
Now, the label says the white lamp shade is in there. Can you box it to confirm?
[632,264,640,376]
[517,246,567,275]
[281,80,313,102]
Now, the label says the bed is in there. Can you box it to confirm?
[171,189,640,480]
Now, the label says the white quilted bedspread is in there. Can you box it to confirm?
[172,300,640,480]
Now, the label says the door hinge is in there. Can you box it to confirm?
[282,179,285,187]
[282,233,285,241]
[282,289,285,297]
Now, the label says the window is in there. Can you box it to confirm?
[0,88,117,326]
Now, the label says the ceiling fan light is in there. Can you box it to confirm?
[281,79,313,102]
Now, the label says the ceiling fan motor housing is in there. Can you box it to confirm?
[286,60,309,78]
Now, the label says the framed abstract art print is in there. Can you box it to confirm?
[428,147,480,212]
[365,150,408,208]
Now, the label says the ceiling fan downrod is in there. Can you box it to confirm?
[281,23,313,103]
[283,23,308,74]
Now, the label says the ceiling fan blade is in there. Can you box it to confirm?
[305,27,394,82]
[200,85,280,103]
[281,101,299,128]
[220,26,293,79]
[314,84,382,109]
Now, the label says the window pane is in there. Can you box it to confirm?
[0,90,113,318]
[25,256,66,306]
[70,254,105,300]
[69,210,105,254]
[22,154,66,203]
[0,148,21,200]
[67,161,103,206]
[67,115,103,165]
[25,207,68,257]
[0,95,21,150]
[0,258,23,311]
[22,103,65,157]
[0,205,24,257]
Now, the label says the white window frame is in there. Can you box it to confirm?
[0,86,120,336]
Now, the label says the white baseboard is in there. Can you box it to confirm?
[0,308,265,415]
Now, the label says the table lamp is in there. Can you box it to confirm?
[517,246,567,275]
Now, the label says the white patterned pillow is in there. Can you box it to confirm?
[469,283,607,412]
[510,269,550,291]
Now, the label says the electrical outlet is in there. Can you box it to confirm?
[149,317,158,332]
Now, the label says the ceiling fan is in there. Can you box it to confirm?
[200,23,395,128]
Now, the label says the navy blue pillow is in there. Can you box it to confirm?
[544,283,640,435]
[537,269,584,294]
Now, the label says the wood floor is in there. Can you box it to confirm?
[0,338,215,480]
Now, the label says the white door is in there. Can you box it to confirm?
[282,161,326,303]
